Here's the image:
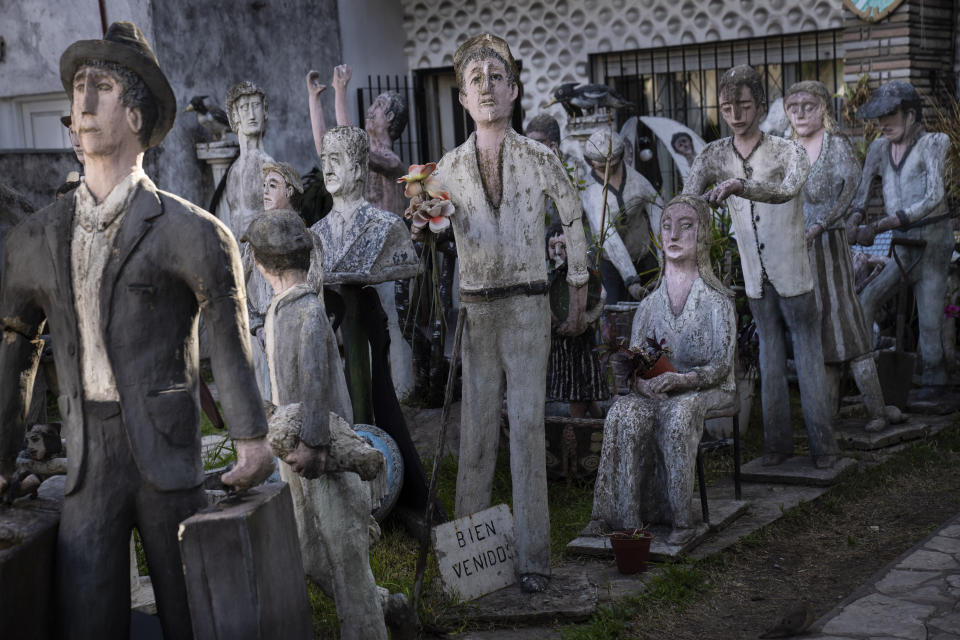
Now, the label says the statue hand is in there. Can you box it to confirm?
[646,371,696,395]
[627,281,647,301]
[221,438,274,491]
[634,377,667,401]
[845,212,862,245]
[703,178,743,205]
[283,442,328,479]
[805,223,824,249]
[855,223,877,247]
[306,70,327,98]
[556,284,588,336]
[333,64,352,91]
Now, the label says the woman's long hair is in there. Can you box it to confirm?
[654,194,733,298]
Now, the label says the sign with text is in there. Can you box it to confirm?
[431,504,517,601]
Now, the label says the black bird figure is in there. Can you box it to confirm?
[184,95,231,141]
[546,83,635,118]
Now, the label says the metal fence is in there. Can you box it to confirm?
[590,30,844,140]
[355,74,423,168]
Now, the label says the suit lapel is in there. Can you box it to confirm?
[44,195,78,309]
[333,204,372,269]
[100,181,163,333]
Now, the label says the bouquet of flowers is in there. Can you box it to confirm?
[397,162,455,237]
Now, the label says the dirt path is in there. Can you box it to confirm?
[632,428,960,639]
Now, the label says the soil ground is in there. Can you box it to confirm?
[624,418,960,639]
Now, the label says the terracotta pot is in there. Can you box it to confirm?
[609,530,654,574]
[640,354,675,380]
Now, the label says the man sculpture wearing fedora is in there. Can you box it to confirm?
[0,22,274,638]
[434,34,589,593]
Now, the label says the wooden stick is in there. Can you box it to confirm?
[412,305,466,611]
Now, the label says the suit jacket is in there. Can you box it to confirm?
[310,203,417,286]
[0,178,267,494]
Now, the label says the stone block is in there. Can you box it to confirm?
[875,569,939,595]
[925,535,960,555]
[896,550,959,572]
[821,593,934,639]
[445,571,596,626]
[432,504,517,601]
[566,523,708,561]
[837,418,930,451]
[178,483,311,640]
[0,496,62,640]
[740,456,857,487]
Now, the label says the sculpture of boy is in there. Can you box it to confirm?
[0,22,273,638]
[436,33,589,592]
[262,160,303,212]
[849,81,952,393]
[683,65,839,469]
[584,196,736,545]
[581,129,663,303]
[244,209,390,640]
[784,80,903,432]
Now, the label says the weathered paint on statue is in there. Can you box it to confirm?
[849,81,952,394]
[784,80,903,432]
[683,64,840,469]
[584,196,736,545]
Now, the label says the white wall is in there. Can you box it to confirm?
[0,0,153,148]
[336,0,410,125]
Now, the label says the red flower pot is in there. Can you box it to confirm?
[641,354,675,380]
[609,530,654,574]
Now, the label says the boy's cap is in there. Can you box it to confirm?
[242,209,312,258]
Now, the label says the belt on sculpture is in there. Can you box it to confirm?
[896,211,953,231]
[459,280,549,303]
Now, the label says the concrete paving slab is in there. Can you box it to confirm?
[566,523,709,561]
[837,417,931,451]
[929,612,960,634]
[907,387,960,415]
[820,593,934,639]
[740,455,857,487]
[445,571,596,626]
[875,569,940,595]
[927,536,960,555]
[896,550,959,572]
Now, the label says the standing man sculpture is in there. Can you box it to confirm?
[683,65,840,469]
[0,22,274,639]
[849,81,952,395]
[437,34,589,592]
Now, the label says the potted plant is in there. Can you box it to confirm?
[607,526,654,574]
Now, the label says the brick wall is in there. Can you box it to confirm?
[843,0,956,109]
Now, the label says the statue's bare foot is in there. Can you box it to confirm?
[884,405,905,424]
[813,454,838,470]
[667,526,697,546]
[221,438,274,490]
[762,453,790,466]
[519,573,550,593]
[580,519,607,537]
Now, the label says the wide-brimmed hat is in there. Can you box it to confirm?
[60,21,176,148]
[857,81,920,119]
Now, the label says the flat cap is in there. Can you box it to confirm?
[858,81,920,119]
[242,209,312,258]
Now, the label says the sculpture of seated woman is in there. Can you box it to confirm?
[583,195,736,546]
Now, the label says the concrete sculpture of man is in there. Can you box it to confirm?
[849,81,952,395]
[584,196,736,545]
[581,129,663,303]
[244,209,390,640]
[683,65,839,469]
[784,80,903,432]
[436,33,589,592]
[223,81,275,400]
[0,22,274,639]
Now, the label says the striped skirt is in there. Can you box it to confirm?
[808,228,872,364]
[547,331,610,403]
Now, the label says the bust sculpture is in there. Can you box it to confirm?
[310,126,417,285]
